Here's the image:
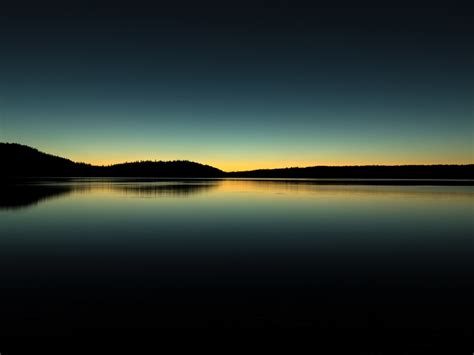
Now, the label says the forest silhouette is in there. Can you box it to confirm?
[1,142,473,180]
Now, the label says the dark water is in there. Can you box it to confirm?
[0,179,473,341]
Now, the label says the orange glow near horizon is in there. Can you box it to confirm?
[18,133,473,173]
[74,156,473,172]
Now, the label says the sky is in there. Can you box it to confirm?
[0,0,472,171]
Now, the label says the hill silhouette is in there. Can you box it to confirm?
[228,165,474,180]
[105,161,223,177]
[0,143,224,178]
[1,143,88,177]
[1,142,473,180]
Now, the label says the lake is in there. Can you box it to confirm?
[0,179,473,342]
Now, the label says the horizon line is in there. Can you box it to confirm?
[2,142,473,173]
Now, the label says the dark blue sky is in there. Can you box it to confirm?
[0,0,472,170]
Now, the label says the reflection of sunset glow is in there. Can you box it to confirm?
[53,179,474,205]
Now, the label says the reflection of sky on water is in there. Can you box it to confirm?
[0,179,473,333]
[1,180,472,251]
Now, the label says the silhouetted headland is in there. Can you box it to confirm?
[0,143,223,178]
[1,143,473,181]
[227,165,474,181]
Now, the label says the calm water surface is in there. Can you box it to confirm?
[0,179,473,338]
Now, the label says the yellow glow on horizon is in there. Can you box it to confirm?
[31,138,473,172]
[74,156,473,172]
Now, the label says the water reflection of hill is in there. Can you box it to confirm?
[230,178,474,186]
[238,179,474,200]
[0,184,73,210]
[111,181,219,197]
[2,178,471,210]
[0,180,220,210]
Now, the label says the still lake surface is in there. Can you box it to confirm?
[0,179,473,338]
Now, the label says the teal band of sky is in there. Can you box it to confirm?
[0,2,472,170]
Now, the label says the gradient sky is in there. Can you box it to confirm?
[0,0,472,171]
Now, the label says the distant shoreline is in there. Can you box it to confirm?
[2,177,474,186]
[2,143,473,182]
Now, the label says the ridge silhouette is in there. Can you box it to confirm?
[1,142,473,179]
[0,143,223,178]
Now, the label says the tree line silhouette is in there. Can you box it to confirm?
[1,142,473,180]
[1,143,223,178]
[227,165,474,180]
